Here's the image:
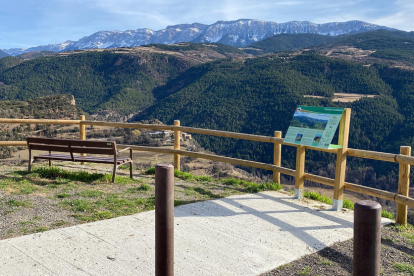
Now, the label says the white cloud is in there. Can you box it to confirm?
[371,0,414,31]
[1,0,414,49]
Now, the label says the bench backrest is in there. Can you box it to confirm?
[26,137,116,155]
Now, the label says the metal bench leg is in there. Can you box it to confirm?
[112,164,117,183]
[28,152,32,173]
[129,149,133,179]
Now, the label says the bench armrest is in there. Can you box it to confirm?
[117,147,131,153]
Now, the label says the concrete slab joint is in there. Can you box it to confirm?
[294,188,303,199]
[332,199,343,211]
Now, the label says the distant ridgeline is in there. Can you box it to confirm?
[0,29,414,191]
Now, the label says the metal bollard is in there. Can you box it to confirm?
[353,200,381,276]
[155,163,174,276]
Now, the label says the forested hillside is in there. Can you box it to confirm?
[136,53,413,190]
[0,44,247,115]
[246,33,336,54]
[248,30,414,67]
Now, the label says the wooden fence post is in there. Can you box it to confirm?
[174,120,180,171]
[397,146,411,226]
[79,115,86,165]
[273,131,282,184]
[295,145,305,199]
[333,108,351,211]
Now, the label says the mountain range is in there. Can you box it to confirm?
[2,19,395,56]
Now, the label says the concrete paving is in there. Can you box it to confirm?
[0,191,392,276]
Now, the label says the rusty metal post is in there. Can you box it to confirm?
[155,163,174,276]
[353,200,381,276]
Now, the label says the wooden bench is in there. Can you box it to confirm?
[26,137,133,183]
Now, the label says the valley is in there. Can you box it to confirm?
[0,27,414,222]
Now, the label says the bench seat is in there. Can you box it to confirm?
[34,153,132,165]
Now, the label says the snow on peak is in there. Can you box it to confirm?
[3,19,396,55]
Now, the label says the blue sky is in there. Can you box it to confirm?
[1,0,413,49]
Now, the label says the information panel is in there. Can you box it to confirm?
[284,106,345,149]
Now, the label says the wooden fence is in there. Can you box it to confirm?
[0,116,413,225]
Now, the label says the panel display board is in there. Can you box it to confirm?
[283,106,345,149]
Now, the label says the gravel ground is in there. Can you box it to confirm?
[261,224,414,276]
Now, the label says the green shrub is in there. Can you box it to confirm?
[303,191,333,205]
[382,210,395,219]
[221,178,240,186]
[145,167,155,175]
[343,199,355,210]
[174,169,195,180]
[197,175,212,182]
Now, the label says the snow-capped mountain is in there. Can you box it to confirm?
[3,19,395,56]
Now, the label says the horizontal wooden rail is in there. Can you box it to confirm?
[0,119,80,125]
[81,120,175,130]
[348,148,414,166]
[304,172,414,208]
[175,126,280,143]
[345,182,414,208]
[396,154,414,166]
[175,126,340,153]
[0,141,26,146]
[118,145,296,177]
[348,148,397,163]
[304,173,335,187]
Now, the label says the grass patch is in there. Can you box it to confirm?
[118,165,137,170]
[174,169,195,180]
[394,263,414,275]
[6,199,32,208]
[14,185,38,195]
[220,178,283,193]
[343,199,354,210]
[304,191,333,205]
[61,195,156,222]
[244,181,283,193]
[145,167,155,175]
[303,191,358,210]
[137,183,151,191]
[298,266,311,275]
[78,190,105,198]
[33,226,49,233]
[57,193,71,198]
[31,167,106,182]
[318,257,333,266]
[53,221,68,227]
[19,221,36,226]
[390,224,414,246]
[382,210,395,219]
[222,177,239,186]
[126,183,152,193]
[62,199,95,212]
[197,175,212,182]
